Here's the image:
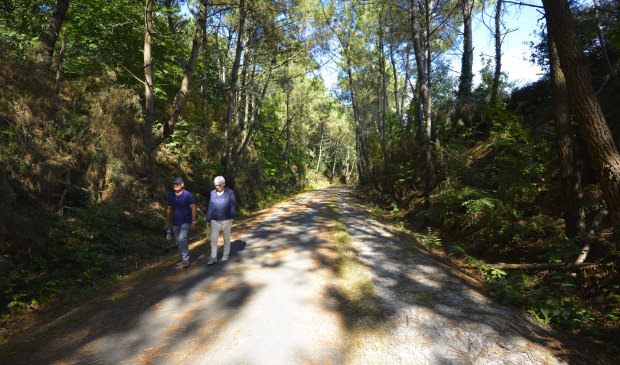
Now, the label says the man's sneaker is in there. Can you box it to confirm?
[175,260,184,266]
[207,257,217,265]
[221,255,229,262]
[182,260,190,268]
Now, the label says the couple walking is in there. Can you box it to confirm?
[164,176,236,268]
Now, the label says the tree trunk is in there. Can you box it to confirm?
[330,155,338,183]
[54,27,66,97]
[548,34,586,239]
[415,79,424,143]
[233,50,250,156]
[316,143,323,172]
[222,0,247,169]
[378,21,396,199]
[491,0,503,104]
[238,61,273,157]
[423,0,434,214]
[389,43,401,124]
[543,0,620,236]
[285,90,291,167]
[400,48,412,138]
[144,0,155,144]
[347,59,380,191]
[202,23,209,122]
[410,0,430,142]
[41,0,70,66]
[457,0,473,105]
[152,0,208,147]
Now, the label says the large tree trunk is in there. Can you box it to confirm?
[491,0,503,104]
[41,0,70,66]
[152,0,208,147]
[222,0,247,169]
[543,0,620,236]
[548,35,586,239]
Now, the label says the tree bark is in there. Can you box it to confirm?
[316,126,324,172]
[152,0,208,148]
[466,263,596,270]
[144,0,155,144]
[55,27,66,97]
[285,90,291,167]
[41,0,70,66]
[423,0,434,214]
[491,0,503,104]
[548,34,586,239]
[457,0,473,104]
[389,43,401,124]
[543,0,620,236]
[202,23,209,122]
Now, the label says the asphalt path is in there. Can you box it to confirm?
[1,186,582,364]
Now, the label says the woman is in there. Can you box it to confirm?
[206,176,236,264]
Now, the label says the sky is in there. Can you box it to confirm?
[466,1,546,87]
[320,1,547,91]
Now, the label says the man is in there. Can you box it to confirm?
[206,176,236,265]
[165,176,197,268]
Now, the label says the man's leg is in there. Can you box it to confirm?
[210,220,221,260]
[174,224,190,263]
[221,219,232,260]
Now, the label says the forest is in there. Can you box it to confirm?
[0,0,618,356]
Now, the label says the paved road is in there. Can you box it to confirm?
[2,187,578,364]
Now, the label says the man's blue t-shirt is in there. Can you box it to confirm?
[167,190,194,226]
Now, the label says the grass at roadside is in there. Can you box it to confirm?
[326,189,384,331]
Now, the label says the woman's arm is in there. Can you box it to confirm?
[229,190,236,221]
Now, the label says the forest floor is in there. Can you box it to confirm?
[0,186,611,364]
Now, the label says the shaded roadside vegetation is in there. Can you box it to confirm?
[355,97,620,354]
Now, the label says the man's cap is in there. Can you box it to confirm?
[171,176,183,184]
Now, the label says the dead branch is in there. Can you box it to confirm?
[467,262,597,270]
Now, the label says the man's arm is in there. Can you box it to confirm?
[190,203,197,230]
[165,206,173,230]
[206,191,213,223]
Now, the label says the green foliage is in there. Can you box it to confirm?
[2,204,164,313]
[414,227,442,250]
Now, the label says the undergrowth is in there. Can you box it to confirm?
[0,203,169,339]
[355,104,620,356]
